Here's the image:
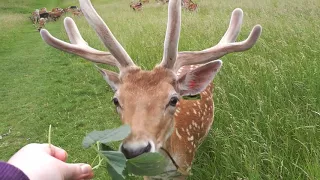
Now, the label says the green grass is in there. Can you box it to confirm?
[0,0,319,179]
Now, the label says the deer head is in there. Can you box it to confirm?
[40,0,261,159]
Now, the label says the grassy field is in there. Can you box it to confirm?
[0,0,319,179]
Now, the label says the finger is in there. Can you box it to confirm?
[62,163,94,180]
[40,144,68,162]
[50,145,68,162]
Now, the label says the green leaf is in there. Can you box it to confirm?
[182,94,201,100]
[126,153,167,176]
[100,143,115,151]
[107,164,126,180]
[101,151,127,179]
[82,125,130,148]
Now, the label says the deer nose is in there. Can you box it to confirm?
[121,142,152,159]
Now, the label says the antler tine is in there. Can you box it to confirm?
[80,0,136,69]
[173,8,262,72]
[160,0,181,69]
[218,8,243,44]
[64,17,88,45]
[40,17,118,66]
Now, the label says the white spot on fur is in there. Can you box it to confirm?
[193,109,197,114]
[187,136,194,141]
[192,120,198,128]
[175,129,182,140]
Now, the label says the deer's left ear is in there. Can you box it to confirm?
[177,60,222,96]
[95,65,120,92]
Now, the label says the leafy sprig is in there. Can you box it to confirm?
[83,125,168,179]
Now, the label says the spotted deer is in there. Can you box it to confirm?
[182,0,197,11]
[37,18,46,31]
[31,9,40,24]
[39,7,47,15]
[48,8,65,21]
[40,0,261,179]
[130,1,143,11]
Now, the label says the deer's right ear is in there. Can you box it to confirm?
[95,65,120,92]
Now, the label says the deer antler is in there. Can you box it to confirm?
[160,0,181,69]
[172,8,262,72]
[40,17,118,66]
[40,0,136,69]
[79,0,135,68]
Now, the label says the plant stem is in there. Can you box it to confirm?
[92,141,104,170]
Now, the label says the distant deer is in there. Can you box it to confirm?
[48,8,64,21]
[40,0,261,178]
[71,9,83,17]
[130,1,143,11]
[39,8,49,19]
[182,0,197,11]
[51,7,63,12]
[31,9,40,24]
[39,7,47,14]
[64,6,83,16]
[37,18,46,31]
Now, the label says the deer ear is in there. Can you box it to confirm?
[95,65,120,92]
[177,60,222,96]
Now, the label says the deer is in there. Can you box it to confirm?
[130,1,143,11]
[39,0,261,179]
[48,9,65,21]
[187,2,197,11]
[64,6,83,17]
[39,7,47,15]
[51,7,63,12]
[182,0,197,11]
[31,9,40,24]
[37,18,46,31]
[39,8,49,19]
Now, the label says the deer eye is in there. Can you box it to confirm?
[169,97,179,107]
[112,97,120,107]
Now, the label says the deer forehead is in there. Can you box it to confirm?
[119,67,177,96]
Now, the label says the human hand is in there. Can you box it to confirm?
[8,143,93,180]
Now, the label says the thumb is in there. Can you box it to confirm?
[62,163,94,180]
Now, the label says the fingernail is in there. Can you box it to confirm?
[81,164,91,174]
